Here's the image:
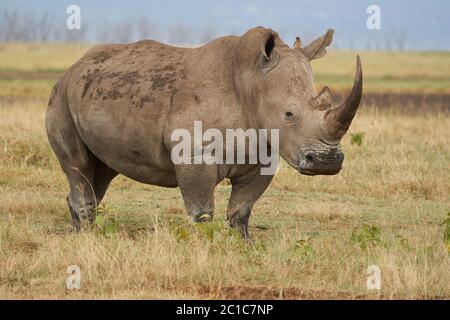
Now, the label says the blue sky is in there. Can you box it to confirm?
[1,0,449,50]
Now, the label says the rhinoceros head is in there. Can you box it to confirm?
[233,27,362,175]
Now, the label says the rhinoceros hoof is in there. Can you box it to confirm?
[192,213,213,223]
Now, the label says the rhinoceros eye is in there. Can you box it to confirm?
[283,104,298,123]
[284,111,295,122]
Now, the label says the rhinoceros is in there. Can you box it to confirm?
[46,26,362,238]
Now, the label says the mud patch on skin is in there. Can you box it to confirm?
[97,71,145,101]
[148,65,178,91]
[137,95,154,108]
[106,71,141,86]
[119,71,140,85]
[79,52,186,106]
[150,73,176,90]
[106,88,122,100]
[93,87,104,101]
[93,51,113,64]
[90,45,124,65]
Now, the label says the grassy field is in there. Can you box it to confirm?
[0,43,450,97]
[0,43,449,299]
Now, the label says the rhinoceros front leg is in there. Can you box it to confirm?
[227,167,274,239]
[175,164,219,222]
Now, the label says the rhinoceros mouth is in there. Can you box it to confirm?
[298,168,317,175]
[294,147,344,176]
[298,167,341,176]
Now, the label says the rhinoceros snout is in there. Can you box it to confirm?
[298,149,344,175]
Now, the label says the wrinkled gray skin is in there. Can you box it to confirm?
[46,26,362,239]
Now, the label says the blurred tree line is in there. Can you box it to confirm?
[0,9,408,50]
[0,10,220,44]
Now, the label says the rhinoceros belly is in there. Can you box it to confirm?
[72,92,178,187]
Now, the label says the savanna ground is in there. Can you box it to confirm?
[0,44,449,299]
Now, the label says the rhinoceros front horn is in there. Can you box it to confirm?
[324,55,363,138]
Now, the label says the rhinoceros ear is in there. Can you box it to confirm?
[232,27,279,104]
[300,29,334,61]
[261,31,276,61]
[238,27,278,67]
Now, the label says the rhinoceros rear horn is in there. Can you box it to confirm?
[301,29,334,61]
[324,55,363,138]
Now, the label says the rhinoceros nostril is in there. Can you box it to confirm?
[305,152,315,162]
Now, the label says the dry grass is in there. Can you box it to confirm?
[313,50,450,93]
[0,97,448,299]
[0,43,449,97]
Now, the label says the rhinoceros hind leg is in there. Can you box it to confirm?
[58,149,97,229]
[227,168,274,239]
[46,87,117,229]
[64,159,117,229]
[92,161,118,204]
